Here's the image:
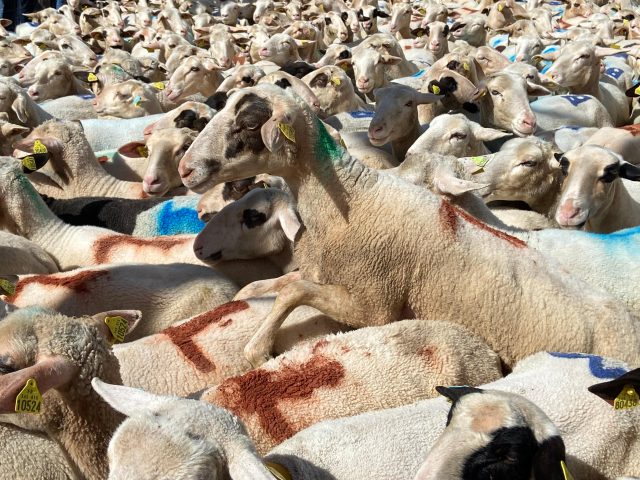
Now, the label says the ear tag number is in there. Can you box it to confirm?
[105,316,128,344]
[0,278,16,296]
[33,140,47,154]
[15,379,43,414]
[21,156,37,171]
[278,123,296,143]
[614,384,639,410]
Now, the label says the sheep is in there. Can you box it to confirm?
[0,78,54,127]
[322,11,350,45]
[0,118,29,156]
[13,120,149,199]
[114,298,348,396]
[367,84,441,162]
[80,114,163,151]
[302,65,370,116]
[555,145,640,232]
[26,59,93,102]
[256,33,305,67]
[546,42,630,126]
[0,157,282,287]
[194,187,299,273]
[216,64,266,92]
[165,56,224,102]
[179,85,640,368]
[0,231,59,275]
[2,263,237,340]
[450,14,488,47]
[387,3,413,39]
[257,71,323,114]
[313,43,352,67]
[42,194,204,237]
[92,79,164,118]
[94,352,639,480]
[405,113,511,159]
[0,307,141,479]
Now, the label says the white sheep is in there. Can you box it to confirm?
[0,231,59,274]
[179,85,640,368]
[302,65,371,117]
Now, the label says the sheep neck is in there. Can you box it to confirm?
[48,365,124,480]
[587,181,640,233]
[390,115,420,162]
[569,63,600,98]
[286,117,378,230]
[269,240,297,273]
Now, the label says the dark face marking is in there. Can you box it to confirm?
[205,91,228,111]
[463,426,538,480]
[310,73,329,88]
[221,177,256,201]
[533,436,566,480]
[224,93,272,159]
[240,75,254,85]
[242,208,267,228]
[274,78,292,89]
[174,109,197,128]
[338,49,351,60]
[282,61,316,79]
[446,60,461,70]
[600,163,619,183]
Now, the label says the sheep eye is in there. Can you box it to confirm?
[526,74,534,80]
[559,157,570,175]
[61,44,70,48]
[191,66,200,72]
[578,54,589,60]
[519,160,537,167]
[169,44,176,48]
[451,132,466,140]
[0,360,16,375]
[490,90,500,96]
[600,164,619,183]
[405,101,414,107]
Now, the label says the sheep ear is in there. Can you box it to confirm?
[117,140,148,158]
[227,449,275,480]
[91,310,142,343]
[594,46,626,58]
[0,356,77,414]
[434,170,489,196]
[532,436,567,480]
[380,54,402,65]
[261,111,295,153]
[91,379,166,417]
[625,82,640,98]
[526,81,551,97]
[415,91,443,104]
[11,94,29,124]
[436,385,483,403]
[619,162,640,181]
[1,122,29,138]
[470,123,511,141]
[277,205,301,241]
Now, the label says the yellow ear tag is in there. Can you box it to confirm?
[498,3,504,11]
[340,137,347,148]
[0,278,16,296]
[152,82,165,90]
[463,62,470,71]
[197,39,208,48]
[611,43,621,49]
[15,378,43,414]
[624,19,630,26]
[431,84,441,94]
[417,30,424,37]
[560,461,574,480]
[33,140,47,154]
[471,156,490,167]
[37,43,48,50]
[614,384,639,410]
[104,316,128,344]
[340,63,350,71]
[136,145,149,157]
[21,155,37,171]
[278,123,296,143]
[318,4,324,12]
[419,8,426,15]
[635,85,640,95]
[87,72,98,82]
[265,462,292,480]
[331,76,341,86]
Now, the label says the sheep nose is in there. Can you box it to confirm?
[178,159,194,179]
[143,175,161,186]
[521,117,536,129]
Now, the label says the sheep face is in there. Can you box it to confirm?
[166,56,223,102]
[26,60,74,102]
[414,388,567,480]
[545,42,619,89]
[555,146,640,228]
[193,188,299,263]
[93,80,162,118]
[303,66,353,116]
[179,85,303,193]
[349,48,401,94]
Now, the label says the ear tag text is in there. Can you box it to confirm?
[278,123,296,143]
[105,316,128,344]
[33,140,47,154]
[614,384,639,410]
[15,378,43,414]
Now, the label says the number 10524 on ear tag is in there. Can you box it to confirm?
[15,378,43,414]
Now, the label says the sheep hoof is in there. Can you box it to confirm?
[244,342,271,368]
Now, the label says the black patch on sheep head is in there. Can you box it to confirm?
[224,93,272,158]
[450,22,464,32]
[338,49,351,60]
[174,109,210,132]
[341,11,349,22]
[18,152,50,173]
[282,61,316,79]
[619,162,640,181]
[463,427,565,480]
[357,9,369,21]
[242,208,267,228]
[437,385,483,426]
[274,78,292,89]
[309,72,329,88]
[443,25,450,35]
[373,8,389,18]
[222,177,257,201]
[588,367,640,406]
[205,91,228,111]
[446,60,461,71]
[439,76,458,94]
[241,75,255,86]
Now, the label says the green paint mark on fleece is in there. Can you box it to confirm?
[314,118,343,163]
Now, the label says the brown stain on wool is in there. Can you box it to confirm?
[5,270,109,302]
[439,200,526,248]
[163,301,249,373]
[213,354,345,443]
[93,234,189,263]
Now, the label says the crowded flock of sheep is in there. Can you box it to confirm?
[1,0,640,478]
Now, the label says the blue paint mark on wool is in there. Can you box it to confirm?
[562,95,590,107]
[349,111,375,118]
[155,198,205,235]
[605,67,624,80]
[581,225,640,246]
[549,352,628,379]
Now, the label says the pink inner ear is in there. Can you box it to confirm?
[0,357,77,414]
[117,141,147,158]
[143,122,157,136]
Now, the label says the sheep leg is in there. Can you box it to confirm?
[244,280,358,367]
[233,271,302,300]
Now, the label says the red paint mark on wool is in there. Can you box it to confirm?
[97,156,108,163]
[620,124,640,137]
[5,270,109,302]
[213,354,345,443]
[163,301,249,373]
[438,200,526,248]
[93,234,189,263]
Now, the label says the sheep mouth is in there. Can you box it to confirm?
[207,251,223,261]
